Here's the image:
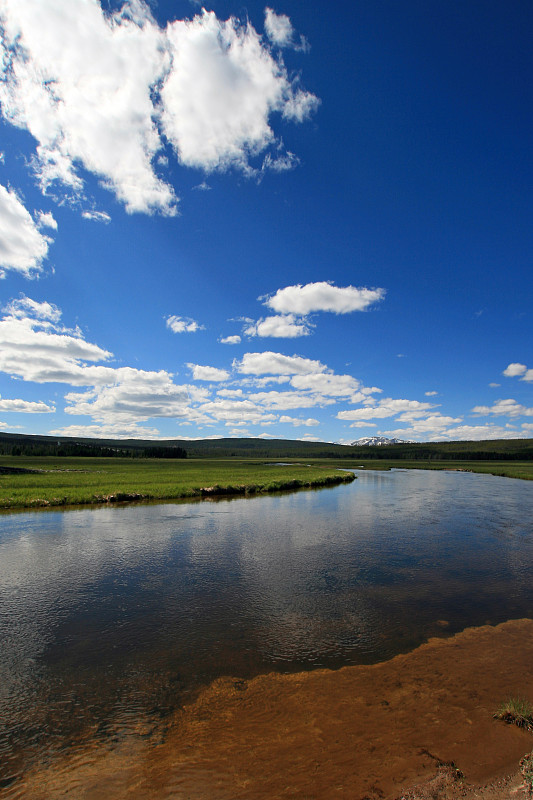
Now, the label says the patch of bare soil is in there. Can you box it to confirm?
[8,619,533,800]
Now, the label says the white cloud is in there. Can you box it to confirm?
[394,413,462,431]
[216,389,243,400]
[0,396,55,413]
[0,0,176,214]
[219,334,241,344]
[82,210,111,223]
[166,315,203,333]
[64,371,190,421]
[235,351,326,376]
[0,305,113,385]
[298,434,323,442]
[381,423,524,442]
[290,372,364,397]
[197,398,276,424]
[4,295,61,322]
[489,383,501,388]
[0,184,54,276]
[503,363,527,377]
[264,8,293,47]
[279,415,319,427]
[0,2,317,213]
[472,399,533,418]
[264,281,385,315]
[243,314,311,338]
[337,398,436,422]
[248,390,335,410]
[36,210,57,229]
[503,362,533,382]
[161,10,318,174]
[49,422,162,439]
[425,390,438,396]
[188,363,230,382]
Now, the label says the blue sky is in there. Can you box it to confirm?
[0,0,531,443]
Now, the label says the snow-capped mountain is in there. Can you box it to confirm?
[349,436,413,446]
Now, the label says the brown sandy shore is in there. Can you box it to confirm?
[7,619,533,800]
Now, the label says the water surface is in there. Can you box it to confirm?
[1,469,533,785]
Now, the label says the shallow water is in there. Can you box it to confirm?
[1,469,533,786]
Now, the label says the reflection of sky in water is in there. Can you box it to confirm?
[1,470,533,779]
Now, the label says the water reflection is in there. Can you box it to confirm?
[1,469,533,785]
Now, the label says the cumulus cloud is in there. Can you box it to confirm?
[166,315,204,333]
[264,8,293,47]
[278,415,319,427]
[161,10,318,173]
[503,362,533,381]
[0,396,55,413]
[0,184,54,276]
[197,398,277,424]
[0,304,113,385]
[49,422,162,439]
[63,371,190,422]
[235,351,326,376]
[4,295,61,322]
[289,372,370,398]
[472,399,533,418]
[248,390,335,410]
[503,363,527,377]
[0,297,194,427]
[36,210,57,230]
[381,423,523,442]
[425,390,438,396]
[337,398,436,422]
[243,314,311,338]
[0,1,317,213]
[219,334,241,344]
[188,364,230,381]
[264,281,385,315]
[0,0,176,214]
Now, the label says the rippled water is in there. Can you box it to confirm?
[1,469,533,786]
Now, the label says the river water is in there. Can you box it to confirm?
[1,468,533,787]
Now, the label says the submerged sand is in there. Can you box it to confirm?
[8,619,533,800]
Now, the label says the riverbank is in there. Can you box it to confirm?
[0,456,355,509]
[8,618,533,799]
[319,458,533,481]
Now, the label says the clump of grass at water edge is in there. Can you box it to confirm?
[494,697,533,731]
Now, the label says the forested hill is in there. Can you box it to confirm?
[0,432,532,461]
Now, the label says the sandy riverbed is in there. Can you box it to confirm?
[8,618,533,800]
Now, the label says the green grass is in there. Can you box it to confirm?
[494,697,533,731]
[305,458,533,481]
[0,456,355,510]
[0,453,531,511]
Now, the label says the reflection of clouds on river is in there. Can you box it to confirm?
[1,471,533,765]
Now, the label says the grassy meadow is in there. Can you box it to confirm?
[0,456,355,510]
[0,455,531,511]
[339,459,533,481]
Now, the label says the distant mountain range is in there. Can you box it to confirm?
[350,436,413,446]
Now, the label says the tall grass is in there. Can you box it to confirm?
[0,457,355,510]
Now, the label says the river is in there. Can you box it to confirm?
[1,468,533,788]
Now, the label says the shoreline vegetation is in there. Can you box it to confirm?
[0,457,356,509]
[8,619,533,800]
[0,452,532,510]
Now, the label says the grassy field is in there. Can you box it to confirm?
[0,455,531,511]
[0,457,355,510]
[309,458,533,481]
